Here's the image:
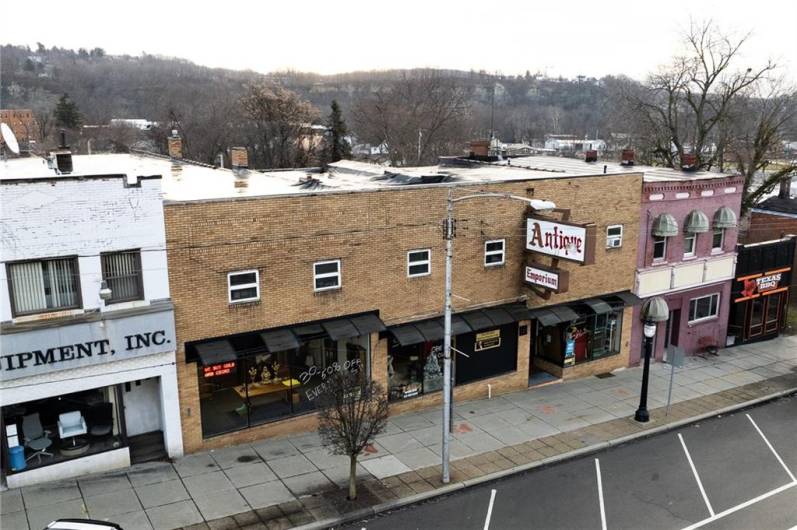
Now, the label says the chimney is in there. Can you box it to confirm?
[469,140,490,158]
[52,130,73,174]
[230,147,249,170]
[620,149,635,166]
[779,176,792,199]
[167,129,183,159]
[585,150,598,163]
[681,153,697,172]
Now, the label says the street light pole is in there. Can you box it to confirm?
[635,296,669,423]
[440,190,556,484]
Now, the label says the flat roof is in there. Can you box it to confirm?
[0,152,738,203]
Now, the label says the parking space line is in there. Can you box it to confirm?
[678,433,715,517]
[483,489,497,530]
[680,481,797,530]
[595,459,607,530]
[746,413,796,482]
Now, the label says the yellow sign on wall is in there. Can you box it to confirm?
[475,329,501,351]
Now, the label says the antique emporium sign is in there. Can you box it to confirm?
[526,217,596,264]
[524,265,569,293]
[734,267,790,302]
[0,309,176,381]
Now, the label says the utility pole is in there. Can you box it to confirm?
[441,187,454,484]
[418,129,423,164]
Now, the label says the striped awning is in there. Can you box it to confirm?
[713,207,737,229]
[684,210,710,233]
[652,213,679,237]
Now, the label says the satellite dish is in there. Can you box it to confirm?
[0,123,20,155]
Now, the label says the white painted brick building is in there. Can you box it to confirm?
[0,153,190,488]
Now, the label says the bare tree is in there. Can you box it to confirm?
[240,83,319,168]
[316,369,388,500]
[624,21,776,170]
[352,71,471,165]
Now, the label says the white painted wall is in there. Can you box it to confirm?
[0,175,169,322]
[123,376,163,436]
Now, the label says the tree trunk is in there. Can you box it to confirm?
[348,454,358,500]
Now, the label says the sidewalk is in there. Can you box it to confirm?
[2,336,795,530]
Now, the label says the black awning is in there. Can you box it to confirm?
[450,315,472,335]
[461,310,495,331]
[583,298,613,314]
[195,340,236,366]
[350,313,386,335]
[322,318,361,340]
[390,324,427,346]
[415,319,444,342]
[292,323,325,337]
[611,291,642,306]
[260,329,299,352]
[530,309,561,327]
[549,305,581,322]
[503,303,531,322]
[482,307,514,326]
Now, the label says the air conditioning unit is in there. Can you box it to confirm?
[607,237,622,248]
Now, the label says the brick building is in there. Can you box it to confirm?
[0,109,36,145]
[162,155,643,453]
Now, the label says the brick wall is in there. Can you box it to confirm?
[165,173,643,452]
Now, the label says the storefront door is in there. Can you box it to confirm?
[746,292,786,340]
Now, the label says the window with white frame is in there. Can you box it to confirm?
[407,249,431,277]
[484,239,505,266]
[683,234,696,258]
[688,293,720,323]
[606,225,623,248]
[652,236,667,261]
[712,228,724,251]
[8,257,81,316]
[228,270,259,303]
[314,259,341,291]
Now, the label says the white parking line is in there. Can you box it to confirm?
[483,489,497,530]
[746,413,796,482]
[678,433,715,517]
[680,480,797,530]
[595,458,607,530]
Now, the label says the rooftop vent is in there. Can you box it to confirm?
[168,130,183,160]
[620,149,635,166]
[681,153,698,172]
[51,130,73,174]
[585,150,598,163]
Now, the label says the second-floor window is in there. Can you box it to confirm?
[484,240,505,266]
[314,260,341,291]
[8,257,81,316]
[652,236,667,261]
[228,270,260,303]
[407,249,431,277]
[683,234,696,258]
[712,228,724,251]
[101,250,144,304]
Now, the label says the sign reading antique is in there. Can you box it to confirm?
[526,217,595,264]
[0,309,176,381]
[525,265,560,290]
[475,329,501,351]
[203,361,236,378]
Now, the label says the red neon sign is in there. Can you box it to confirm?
[203,361,236,378]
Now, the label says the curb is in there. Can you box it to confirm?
[293,386,796,530]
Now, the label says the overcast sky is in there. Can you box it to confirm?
[4,0,796,80]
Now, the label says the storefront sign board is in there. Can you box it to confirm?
[524,264,570,293]
[475,329,501,351]
[203,361,236,378]
[734,267,791,302]
[526,217,596,264]
[0,309,176,381]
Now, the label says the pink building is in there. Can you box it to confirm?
[630,172,744,364]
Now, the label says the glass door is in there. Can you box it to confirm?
[747,298,764,338]
[764,293,784,334]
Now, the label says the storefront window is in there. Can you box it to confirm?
[538,310,623,367]
[198,335,369,438]
[456,323,518,385]
[2,386,124,475]
[388,340,444,401]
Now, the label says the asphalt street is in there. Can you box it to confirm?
[347,394,797,530]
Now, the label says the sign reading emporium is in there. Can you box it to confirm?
[526,217,596,264]
[0,309,176,381]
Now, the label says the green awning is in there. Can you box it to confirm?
[684,210,710,233]
[652,213,678,237]
[713,207,737,229]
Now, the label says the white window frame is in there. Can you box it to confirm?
[407,249,431,277]
[314,259,341,291]
[652,235,667,261]
[227,269,260,303]
[606,225,623,248]
[683,233,697,258]
[711,228,724,252]
[484,239,506,266]
[688,293,720,324]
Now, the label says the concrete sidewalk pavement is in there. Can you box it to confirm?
[2,336,795,530]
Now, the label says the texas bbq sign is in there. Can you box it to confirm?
[524,215,596,293]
